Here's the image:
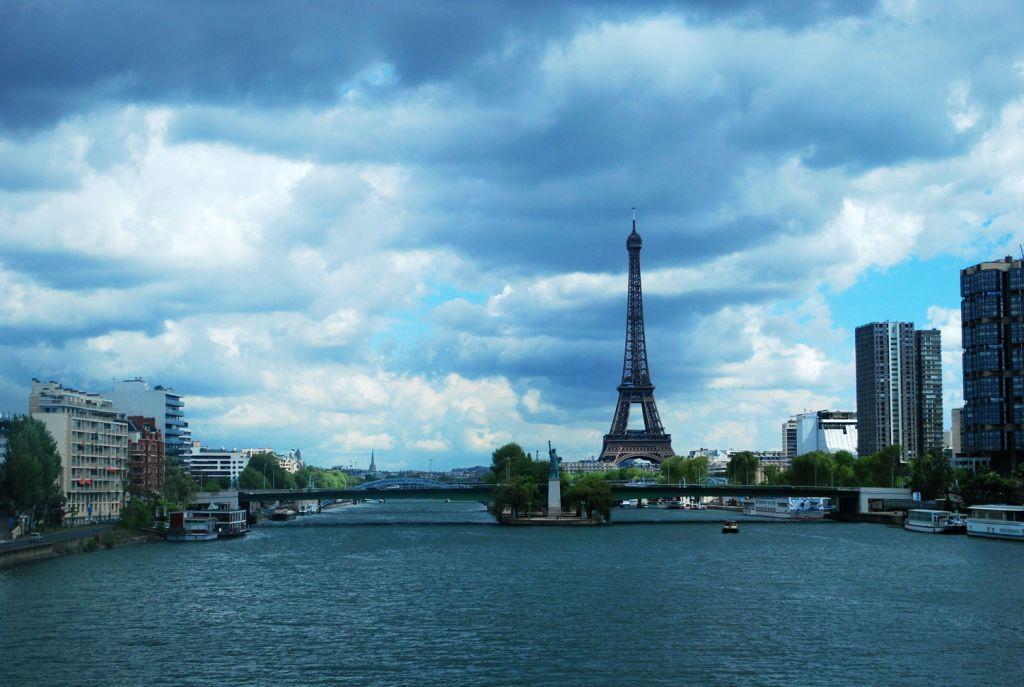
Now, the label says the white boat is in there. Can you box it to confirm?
[744,497,831,519]
[904,509,966,534]
[966,504,1024,541]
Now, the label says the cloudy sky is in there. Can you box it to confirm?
[2,1,1023,469]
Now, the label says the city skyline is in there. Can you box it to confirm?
[3,3,1024,468]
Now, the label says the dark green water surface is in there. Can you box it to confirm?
[2,502,1023,686]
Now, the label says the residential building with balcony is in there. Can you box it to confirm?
[109,379,191,459]
[855,322,943,459]
[29,380,128,524]
[127,416,165,497]
[781,417,798,457]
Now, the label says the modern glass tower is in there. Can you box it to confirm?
[960,256,1024,474]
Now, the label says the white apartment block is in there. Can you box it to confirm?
[184,445,248,485]
[109,378,191,458]
[29,380,128,523]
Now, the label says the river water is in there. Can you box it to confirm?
[2,502,1023,686]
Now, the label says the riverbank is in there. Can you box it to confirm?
[0,528,161,569]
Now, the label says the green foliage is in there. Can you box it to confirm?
[726,451,760,484]
[199,476,225,492]
[909,451,954,500]
[565,475,613,522]
[163,459,197,505]
[492,475,539,520]
[959,471,1022,506]
[245,452,296,489]
[489,442,547,484]
[781,448,903,488]
[238,466,264,489]
[84,537,99,553]
[119,498,154,529]
[294,466,349,489]
[660,456,709,484]
[100,530,116,548]
[0,416,63,526]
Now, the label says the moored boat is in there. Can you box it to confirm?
[165,512,218,542]
[270,508,297,521]
[904,509,965,534]
[743,497,831,519]
[966,504,1024,541]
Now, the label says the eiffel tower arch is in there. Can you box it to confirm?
[599,210,675,465]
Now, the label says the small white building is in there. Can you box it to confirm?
[795,410,858,456]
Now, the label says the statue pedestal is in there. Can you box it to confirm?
[547,478,561,516]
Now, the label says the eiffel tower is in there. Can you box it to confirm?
[599,210,675,465]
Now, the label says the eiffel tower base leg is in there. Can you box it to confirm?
[599,435,675,466]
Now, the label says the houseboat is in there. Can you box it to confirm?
[966,504,1024,541]
[191,509,248,538]
[743,497,831,519]
[165,511,218,542]
[904,509,966,534]
[270,508,297,521]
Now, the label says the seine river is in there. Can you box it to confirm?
[3,502,1024,686]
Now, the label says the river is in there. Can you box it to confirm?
[2,501,1023,686]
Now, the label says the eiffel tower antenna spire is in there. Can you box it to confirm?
[598,209,674,465]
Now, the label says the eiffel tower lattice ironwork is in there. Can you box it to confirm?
[598,210,675,465]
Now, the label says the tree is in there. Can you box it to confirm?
[909,451,954,500]
[245,452,297,490]
[726,451,760,485]
[198,476,225,492]
[488,442,547,483]
[492,476,539,520]
[565,475,613,522]
[238,466,265,490]
[959,471,1022,506]
[0,416,62,527]
[119,498,153,529]
[163,459,197,505]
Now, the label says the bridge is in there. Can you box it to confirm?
[237,481,861,513]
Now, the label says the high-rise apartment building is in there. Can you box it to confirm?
[855,322,943,458]
[109,379,191,459]
[960,257,1024,473]
[951,407,963,454]
[29,380,128,524]
[915,329,944,455]
[127,416,165,497]
[781,417,798,457]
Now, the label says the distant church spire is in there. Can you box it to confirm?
[368,450,377,474]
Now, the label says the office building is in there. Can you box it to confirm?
[29,380,128,524]
[109,379,191,459]
[951,407,963,454]
[795,410,858,456]
[781,417,798,457]
[961,257,1024,473]
[127,416,165,497]
[855,322,943,459]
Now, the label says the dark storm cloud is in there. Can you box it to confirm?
[0,0,877,131]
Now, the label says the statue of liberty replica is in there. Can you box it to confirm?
[547,440,562,516]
